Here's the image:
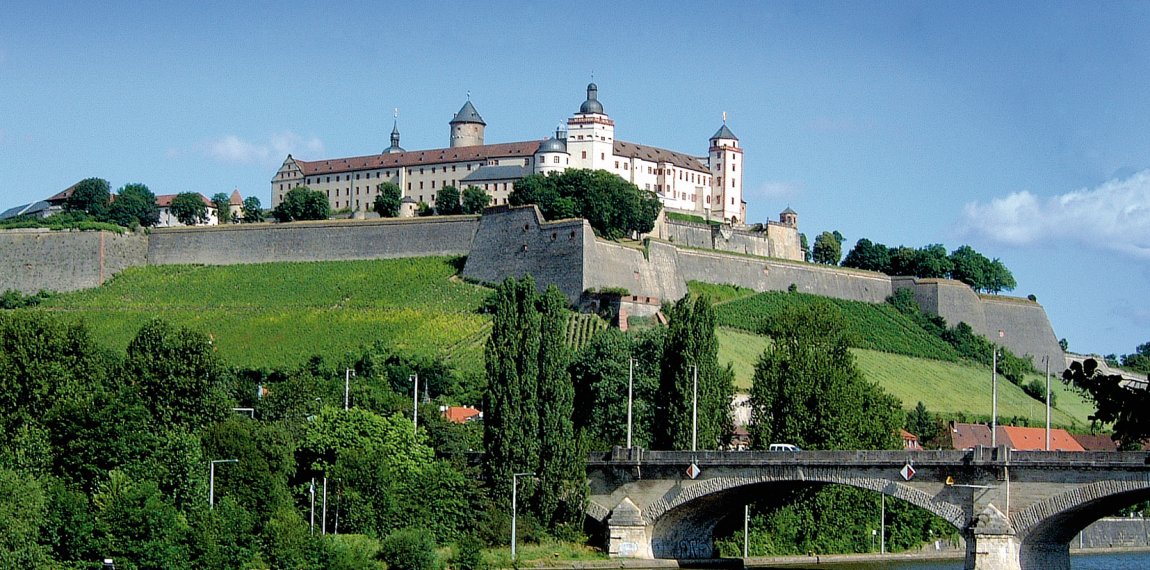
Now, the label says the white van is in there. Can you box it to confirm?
[768,443,801,452]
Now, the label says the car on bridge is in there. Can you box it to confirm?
[768,443,801,452]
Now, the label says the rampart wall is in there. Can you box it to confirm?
[148,216,478,265]
[0,229,147,293]
[662,219,800,259]
[0,206,1062,364]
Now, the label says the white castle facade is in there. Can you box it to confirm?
[271,84,747,225]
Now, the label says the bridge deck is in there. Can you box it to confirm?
[589,448,1150,469]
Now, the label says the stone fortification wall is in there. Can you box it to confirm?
[583,240,686,303]
[897,278,1062,365]
[674,248,893,303]
[663,220,800,259]
[1076,517,1150,549]
[461,206,588,301]
[0,229,147,293]
[148,217,478,265]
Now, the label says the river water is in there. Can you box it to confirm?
[751,550,1150,569]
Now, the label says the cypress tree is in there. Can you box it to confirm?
[534,285,582,528]
[652,294,734,450]
[482,276,541,506]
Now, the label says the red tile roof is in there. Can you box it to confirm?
[155,193,214,208]
[442,406,481,424]
[614,140,710,173]
[294,141,544,176]
[229,189,243,205]
[999,425,1084,451]
[1072,433,1119,452]
[948,422,993,450]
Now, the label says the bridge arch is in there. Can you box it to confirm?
[1013,479,1150,543]
[641,469,964,558]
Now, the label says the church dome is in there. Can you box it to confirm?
[579,82,604,114]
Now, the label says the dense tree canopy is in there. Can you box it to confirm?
[65,177,112,219]
[434,185,462,215]
[652,294,735,450]
[374,182,403,218]
[1063,358,1150,448]
[570,327,663,449]
[170,192,210,226]
[241,196,264,223]
[273,186,330,222]
[811,231,842,265]
[461,186,492,215]
[1121,342,1150,374]
[509,169,661,239]
[210,192,232,224]
[109,183,160,228]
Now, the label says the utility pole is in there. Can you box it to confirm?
[627,357,634,449]
[690,364,698,452]
[411,373,419,435]
[1045,355,1052,451]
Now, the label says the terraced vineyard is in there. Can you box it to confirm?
[566,312,608,351]
[33,257,492,372]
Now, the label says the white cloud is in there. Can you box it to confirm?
[958,170,1150,260]
[750,180,803,200]
[202,132,324,166]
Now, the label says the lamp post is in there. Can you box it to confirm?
[1044,355,1052,451]
[209,459,238,507]
[689,364,699,452]
[991,330,1003,448]
[410,373,419,435]
[880,493,886,554]
[627,357,634,449]
[743,503,750,558]
[344,368,355,411]
[511,472,534,561]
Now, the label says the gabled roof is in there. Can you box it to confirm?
[450,100,486,125]
[293,141,543,177]
[442,406,482,424]
[1072,433,1119,452]
[156,193,214,208]
[949,422,992,450]
[46,181,83,204]
[613,140,710,173]
[999,426,1084,451]
[461,165,527,183]
[0,200,51,220]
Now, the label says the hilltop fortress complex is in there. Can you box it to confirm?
[273,84,750,226]
[0,84,1062,367]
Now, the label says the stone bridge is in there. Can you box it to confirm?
[586,447,1150,570]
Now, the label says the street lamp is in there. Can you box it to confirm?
[991,330,1003,448]
[344,368,355,411]
[689,364,699,452]
[209,459,238,507]
[627,357,634,449]
[410,373,419,435]
[511,472,535,561]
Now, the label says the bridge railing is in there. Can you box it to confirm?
[589,447,1150,468]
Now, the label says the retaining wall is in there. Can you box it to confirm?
[149,216,478,265]
[0,229,147,293]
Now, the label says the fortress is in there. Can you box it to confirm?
[0,206,1062,368]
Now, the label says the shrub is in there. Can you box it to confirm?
[379,528,439,570]
[452,534,486,570]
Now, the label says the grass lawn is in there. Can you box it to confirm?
[717,327,1094,430]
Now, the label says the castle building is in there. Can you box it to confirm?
[271,84,746,225]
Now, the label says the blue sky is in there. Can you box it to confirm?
[1,1,1147,358]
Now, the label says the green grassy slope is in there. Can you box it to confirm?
[717,327,1093,429]
[34,257,492,372]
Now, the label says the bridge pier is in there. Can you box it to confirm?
[607,498,653,559]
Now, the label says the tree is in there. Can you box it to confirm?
[799,233,811,262]
[841,238,890,272]
[1063,358,1150,448]
[913,244,953,278]
[652,294,735,450]
[984,258,1016,294]
[461,186,492,214]
[241,196,264,223]
[123,318,230,428]
[482,276,541,507]
[434,185,462,215]
[569,328,661,449]
[65,177,112,219]
[748,300,902,450]
[948,245,990,291]
[1120,342,1150,375]
[811,231,842,265]
[170,192,210,225]
[273,186,330,222]
[211,192,232,224]
[510,169,661,239]
[906,401,939,446]
[534,285,582,529]
[374,182,403,218]
[108,183,160,228]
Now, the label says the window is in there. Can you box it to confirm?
[452,165,456,172]
[582,151,587,159]
[732,178,736,188]
[431,180,436,188]
[326,176,331,183]
[615,161,619,169]
[600,153,605,160]
[419,181,424,189]
[553,156,559,163]
[624,163,629,170]
[355,173,360,180]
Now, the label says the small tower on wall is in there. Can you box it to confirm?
[779,207,797,228]
[449,98,486,148]
[535,124,570,175]
[709,117,743,225]
[566,83,615,171]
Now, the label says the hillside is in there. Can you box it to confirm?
[29,258,1096,429]
[33,257,493,372]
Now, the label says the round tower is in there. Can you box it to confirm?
[449,99,486,148]
[535,124,570,174]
